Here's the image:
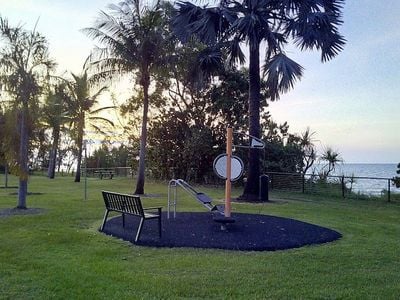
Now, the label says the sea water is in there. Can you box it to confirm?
[312,163,400,195]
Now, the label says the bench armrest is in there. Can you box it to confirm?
[143,206,162,211]
[143,207,162,215]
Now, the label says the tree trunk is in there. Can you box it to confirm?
[4,164,8,188]
[74,114,84,183]
[57,149,63,173]
[47,127,60,179]
[134,76,150,195]
[18,105,29,209]
[241,40,261,201]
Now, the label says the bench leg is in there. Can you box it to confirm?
[122,213,125,228]
[158,216,162,238]
[100,210,110,231]
[135,218,145,242]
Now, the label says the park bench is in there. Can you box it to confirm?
[94,170,115,179]
[100,191,162,242]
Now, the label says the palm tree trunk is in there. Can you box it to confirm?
[74,115,84,182]
[4,164,8,188]
[242,40,261,201]
[134,78,150,195]
[47,127,60,179]
[18,105,29,209]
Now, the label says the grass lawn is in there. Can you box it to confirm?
[1,174,399,299]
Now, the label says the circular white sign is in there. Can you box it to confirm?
[213,154,244,181]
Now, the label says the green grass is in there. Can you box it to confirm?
[1,174,400,299]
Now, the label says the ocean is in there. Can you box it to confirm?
[313,163,400,195]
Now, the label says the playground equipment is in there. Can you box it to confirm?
[167,127,267,229]
[167,179,224,219]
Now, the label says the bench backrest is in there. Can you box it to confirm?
[102,191,144,216]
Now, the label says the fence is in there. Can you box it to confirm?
[39,166,397,202]
[266,172,397,202]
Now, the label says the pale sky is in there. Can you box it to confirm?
[1,0,399,163]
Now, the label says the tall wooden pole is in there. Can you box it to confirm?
[84,141,87,201]
[225,127,232,218]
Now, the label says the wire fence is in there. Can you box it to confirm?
[28,167,399,202]
[79,168,398,202]
[266,172,398,202]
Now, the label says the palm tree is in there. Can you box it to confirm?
[300,127,317,175]
[66,70,114,182]
[319,147,343,179]
[0,17,54,208]
[83,0,171,194]
[41,84,69,179]
[173,0,345,200]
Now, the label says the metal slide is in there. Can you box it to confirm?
[167,179,224,218]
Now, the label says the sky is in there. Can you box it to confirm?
[1,0,399,163]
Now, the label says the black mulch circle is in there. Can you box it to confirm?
[101,212,341,251]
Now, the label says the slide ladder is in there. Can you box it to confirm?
[167,179,224,218]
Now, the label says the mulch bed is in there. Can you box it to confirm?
[101,212,341,251]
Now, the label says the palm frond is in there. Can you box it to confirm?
[88,116,114,127]
[198,47,223,76]
[90,106,116,115]
[286,1,346,62]
[263,52,304,100]
[226,37,245,66]
[89,85,108,102]
[173,2,233,45]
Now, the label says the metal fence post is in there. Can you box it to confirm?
[341,175,345,198]
[302,174,305,193]
[388,179,391,202]
[270,173,274,190]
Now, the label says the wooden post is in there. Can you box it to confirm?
[225,127,232,218]
[84,141,87,201]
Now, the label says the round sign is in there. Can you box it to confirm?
[213,154,244,181]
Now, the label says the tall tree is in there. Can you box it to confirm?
[84,0,171,194]
[66,70,114,182]
[173,0,345,200]
[41,84,69,178]
[0,17,54,208]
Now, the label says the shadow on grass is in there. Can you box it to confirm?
[0,207,46,217]
[8,192,44,195]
